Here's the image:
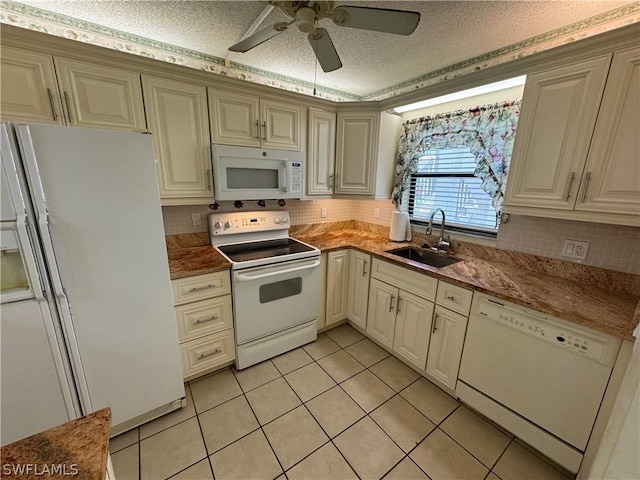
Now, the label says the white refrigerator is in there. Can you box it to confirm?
[0,122,185,445]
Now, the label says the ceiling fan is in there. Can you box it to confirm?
[228,1,421,73]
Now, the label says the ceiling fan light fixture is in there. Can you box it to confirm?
[296,7,316,33]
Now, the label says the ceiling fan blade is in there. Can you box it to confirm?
[331,6,420,35]
[308,28,342,73]
[228,23,288,53]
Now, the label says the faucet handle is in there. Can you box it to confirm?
[438,235,451,253]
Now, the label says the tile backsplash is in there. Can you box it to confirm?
[162,199,639,275]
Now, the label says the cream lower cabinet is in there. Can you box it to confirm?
[143,76,214,205]
[316,252,328,330]
[347,250,371,329]
[367,259,437,369]
[208,89,302,151]
[171,271,235,381]
[504,47,640,226]
[326,249,350,327]
[425,282,473,389]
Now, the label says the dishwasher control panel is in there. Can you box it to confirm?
[476,297,610,363]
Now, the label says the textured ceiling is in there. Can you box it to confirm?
[11,1,639,97]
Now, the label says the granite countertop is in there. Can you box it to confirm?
[166,228,639,341]
[0,408,111,480]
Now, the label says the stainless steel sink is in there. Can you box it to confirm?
[386,247,461,268]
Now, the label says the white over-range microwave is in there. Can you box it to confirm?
[211,144,304,201]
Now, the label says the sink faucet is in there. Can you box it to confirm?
[426,209,451,252]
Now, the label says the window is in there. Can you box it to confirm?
[408,146,499,234]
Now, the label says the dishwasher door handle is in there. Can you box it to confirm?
[235,260,320,282]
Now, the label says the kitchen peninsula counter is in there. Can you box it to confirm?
[165,227,639,340]
[0,408,111,480]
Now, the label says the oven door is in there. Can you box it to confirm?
[232,257,320,344]
[212,147,289,200]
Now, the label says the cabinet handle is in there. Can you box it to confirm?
[255,120,260,140]
[189,284,216,292]
[198,348,221,359]
[580,172,592,203]
[195,315,218,324]
[432,313,439,334]
[389,295,395,312]
[262,121,267,141]
[46,88,58,121]
[205,168,211,191]
[329,174,334,189]
[63,91,74,123]
[563,172,575,201]
[362,260,367,277]
[445,294,456,301]
[397,298,402,314]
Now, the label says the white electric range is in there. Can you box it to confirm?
[209,211,320,369]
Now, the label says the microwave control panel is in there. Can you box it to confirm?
[290,162,302,193]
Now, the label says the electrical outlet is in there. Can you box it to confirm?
[374,207,380,219]
[562,240,589,261]
[321,207,327,218]
[191,213,201,226]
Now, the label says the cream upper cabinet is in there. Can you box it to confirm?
[307,109,336,196]
[347,250,370,329]
[0,47,63,125]
[334,110,401,197]
[425,305,468,390]
[326,250,350,327]
[393,290,434,370]
[504,49,639,226]
[54,58,146,132]
[575,47,640,218]
[142,76,213,205]
[209,89,302,151]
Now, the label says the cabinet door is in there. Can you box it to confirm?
[0,47,63,125]
[504,56,611,210]
[261,99,302,151]
[317,252,328,331]
[347,250,370,329]
[142,76,213,203]
[335,111,378,195]
[54,58,146,132]
[366,278,397,348]
[307,109,336,195]
[575,47,640,220]
[208,89,260,147]
[393,291,434,370]
[326,250,349,326]
[425,306,468,389]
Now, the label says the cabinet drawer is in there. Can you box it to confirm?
[436,281,473,316]
[175,295,232,342]
[180,329,235,378]
[371,258,437,301]
[172,271,231,305]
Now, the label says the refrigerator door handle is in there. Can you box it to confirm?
[16,125,67,300]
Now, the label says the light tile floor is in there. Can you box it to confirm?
[110,324,573,480]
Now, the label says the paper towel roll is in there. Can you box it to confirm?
[389,211,410,241]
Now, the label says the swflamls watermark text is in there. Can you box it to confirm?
[2,463,79,476]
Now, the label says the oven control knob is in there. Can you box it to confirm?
[214,221,222,229]
[274,217,281,224]
[224,221,231,229]
[281,217,288,224]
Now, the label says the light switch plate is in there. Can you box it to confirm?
[374,208,380,219]
[191,213,201,226]
[321,207,327,218]
[562,240,589,261]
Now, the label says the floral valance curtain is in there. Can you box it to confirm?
[391,100,521,215]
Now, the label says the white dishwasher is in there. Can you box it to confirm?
[457,293,621,474]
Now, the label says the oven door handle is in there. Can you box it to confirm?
[235,259,320,282]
